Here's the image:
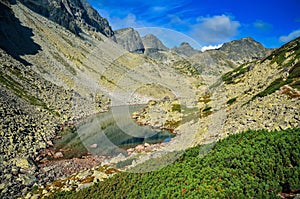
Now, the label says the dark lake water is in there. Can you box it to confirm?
[54,105,174,158]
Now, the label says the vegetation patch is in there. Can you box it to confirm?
[288,62,300,79]
[291,80,300,90]
[263,38,300,67]
[222,63,253,84]
[48,128,300,199]
[171,103,181,112]
[200,106,212,118]
[172,60,201,77]
[0,70,47,108]
[249,62,299,102]
[251,78,293,101]
[227,97,237,105]
[136,83,175,99]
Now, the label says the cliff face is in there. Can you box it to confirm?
[18,0,114,37]
[114,28,145,53]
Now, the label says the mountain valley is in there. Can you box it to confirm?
[0,0,299,198]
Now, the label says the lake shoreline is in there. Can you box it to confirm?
[31,103,176,195]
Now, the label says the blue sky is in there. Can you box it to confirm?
[88,0,300,49]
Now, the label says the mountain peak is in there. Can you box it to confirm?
[142,34,168,51]
[180,42,191,46]
[219,37,270,61]
[171,42,199,57]
[220,37,264,50]
[114,28,144,53]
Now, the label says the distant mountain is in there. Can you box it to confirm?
[171,42,199,57]
[114,28,145,53]
[18,0,114,37]
[219,37,268,62]
[141,34,168,51]
[190,37,272,82]
[141,34,169,59]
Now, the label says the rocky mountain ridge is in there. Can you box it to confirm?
[141,34,168,51]
[190,37,272,84]
[114,27,271,81]
[18,0,114,37]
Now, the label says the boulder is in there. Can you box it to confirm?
[53,152,64,159]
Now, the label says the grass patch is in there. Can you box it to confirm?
[251,78,293,101]
[291,80,300,90]
[200,106,212,118]
[50,51,77,75]
[0,70,47,107]
[263,37,300,67]
[171,104,181,112]
[172,60,201,77]
[136,83,175,99]
[289,62,300,78]
[222,63,252,84]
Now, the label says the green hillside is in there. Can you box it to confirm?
[49,128,300,199]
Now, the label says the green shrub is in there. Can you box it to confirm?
[251,78,293,101]
[48,128,300,199]
[289,62,300,78]
[227,97,237,105]
[171,104,181,112]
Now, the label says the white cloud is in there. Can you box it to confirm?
[106,13,151,30]
[151,6,166,12]
[167,14,185,24]
[201,44,223,52]
[253,20,272,31]
[279,29,300,43]
[191,15,240,44]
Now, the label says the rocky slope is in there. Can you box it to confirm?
[136,36,300,148]
[219,37,300,137]
[114,28,145,53]
[0,1,203,198]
